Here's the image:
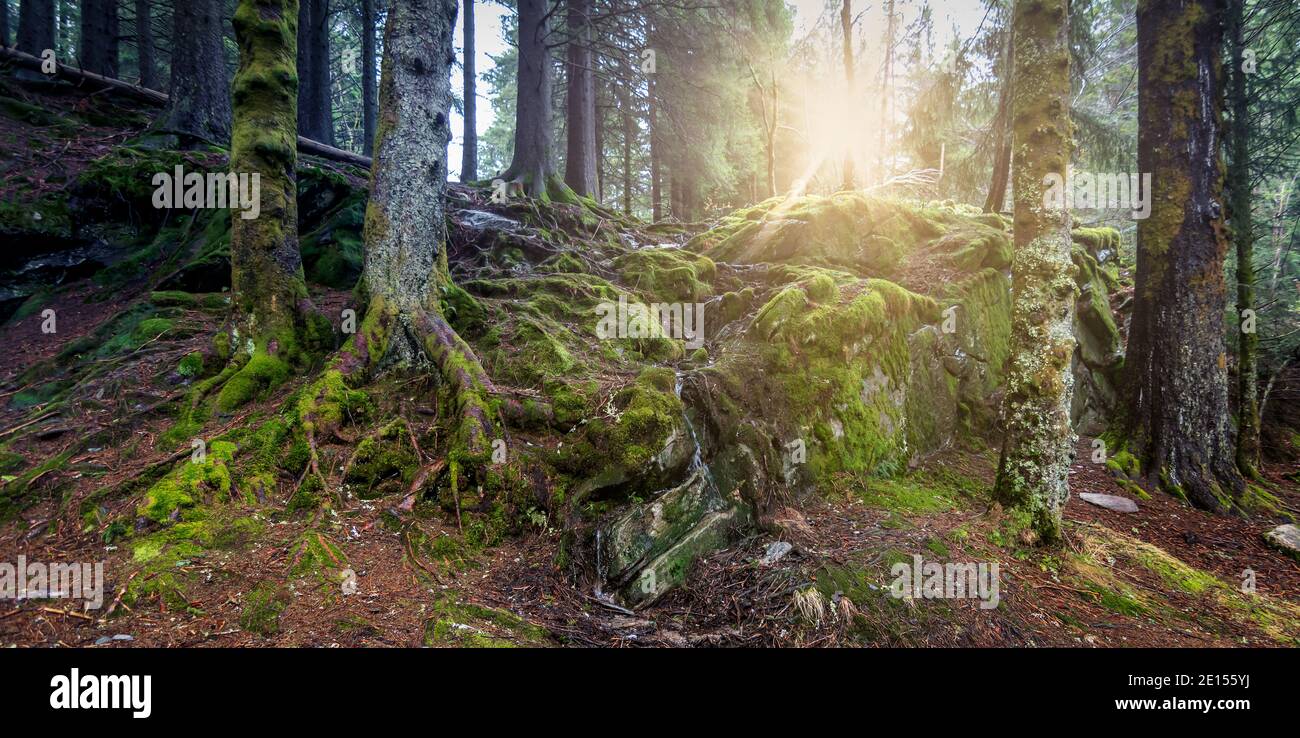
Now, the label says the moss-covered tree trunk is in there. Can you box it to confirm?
[158,0,232,146]
[343,0,493,462]
[1226,0,1260,478]
[1126,0,1244,511]
[222,0,326,412]
[993,0,1076,544]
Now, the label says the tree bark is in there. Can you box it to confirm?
[1,0,10,49]
[362,0,378,157]
[1126,0,1243,511]
[840,0,855,189]
[78,0,118,77]
[17,0,56,57]
[563,0,596,197]
[228,0,321,379]
[993,0,1076,544]
[135,0,156,90]
[649,73,661,221]
[501,0,559,198]
[459,0,476,180]
[983,24,1014,213]
[1226,0,1259,478]
[353,0,494,461]
[297,0,333,145]
[158,0,231,146]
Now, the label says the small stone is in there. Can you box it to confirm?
[1078,493,1139,513]
[1263,524,1300,562]
[760,541,793,565]
[95,636,111,645]
[111,634,134,641]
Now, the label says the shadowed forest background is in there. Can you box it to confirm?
[0,0,1298,648]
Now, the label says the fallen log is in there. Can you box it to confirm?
[0,46,373,169]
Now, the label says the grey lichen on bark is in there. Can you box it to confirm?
[993,0,1077,544]
[347,0,495,463]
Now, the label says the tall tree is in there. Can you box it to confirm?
[79,0,119,77]
[135,0,157,89]
[840,0,855,189]
[993,0,1076,544]
[1226,0,1260,477]
[350,0,493,462]
[17,0,56,56]
[500,0,557,198]
[225,0,325,409]
[297,0,333,145]
[563,0,597,196]
[459,0,477,180]
[362,0,378,156]
[157,0,232,145]
[1126,0,1244,511]
[1,0,10,49]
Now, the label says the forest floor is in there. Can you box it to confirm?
[1,73,1298,648]
[1,279,1297,647]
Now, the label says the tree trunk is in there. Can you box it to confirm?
[1,0,10,49]
[226,0,323,406]
[362,0,378,157]
[983,25,1014,213]
[17,0,56,57]
[459,0,476,180]
[621,85,633,214]
[1126,0,1243,511]
[135,0,156,90]
[502,0,560,198]
[78,0,118,77]
[840,0,855,189]
[351,0,494,462]
[297,0,333,145]
[993,0,1076,544]
[1226,0,1259,478]
[649,74,661,221]
[875,0,896,183]
[158,0,232,146]
[563,0,596,197]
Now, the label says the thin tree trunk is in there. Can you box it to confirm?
[297,0,316,138]
[158,0,231,146]
[1227,0,1260,477]
[78,0,118,77]
[621,89,632,215]
[993,0,1076,544]
[135,0,156,90]
[1,0,10,49]
[649,74,661,221]
[227,0,322,402]
[983,24,1014,213]
[502,0,558,198]
[840,0,855,189]
[875,0,896,183]
[1126,0,1243,511]
[362,0,377,157]
[351,0,494,463]
[17,0,56,57]
[563,0,596,196]
[459,0,475,179]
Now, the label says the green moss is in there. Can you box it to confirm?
[137,440,237,523]
[614,248,715,302]
[239,581,291,637]
[422,596,550,648]
[215,353,290,412]
[177,351,205,378]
